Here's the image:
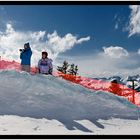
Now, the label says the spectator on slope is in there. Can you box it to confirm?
[38,51,53,75]
[109,79,122,96]
[20,42,32,73]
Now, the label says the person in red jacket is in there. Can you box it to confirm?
[109,79,122,96]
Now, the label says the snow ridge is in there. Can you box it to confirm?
[0,70,139,133]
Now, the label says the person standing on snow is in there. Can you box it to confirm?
[20,42,32,73]
[38,51,53,75]
[109,79,122,96]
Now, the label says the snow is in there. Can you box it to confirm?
[0,115,140,135]
[0,115,89,135]
[0,70,140,134]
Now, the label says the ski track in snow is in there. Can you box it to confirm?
[0,70,140,134]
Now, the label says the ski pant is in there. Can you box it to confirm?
[21,65,31,73]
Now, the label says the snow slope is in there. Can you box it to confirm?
[0,70,140,134]
[1,59,140,106]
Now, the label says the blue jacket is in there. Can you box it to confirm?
[20,47,32,65]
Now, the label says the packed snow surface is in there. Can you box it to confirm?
[0,70,140,134]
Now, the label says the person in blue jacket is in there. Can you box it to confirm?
[20,42,32,73]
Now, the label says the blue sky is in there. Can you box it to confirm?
[1,5,137,53]
[0,5,140,77]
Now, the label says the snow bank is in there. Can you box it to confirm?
[0,70,139,133]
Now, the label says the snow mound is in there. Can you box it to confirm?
[0,70,139,132]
